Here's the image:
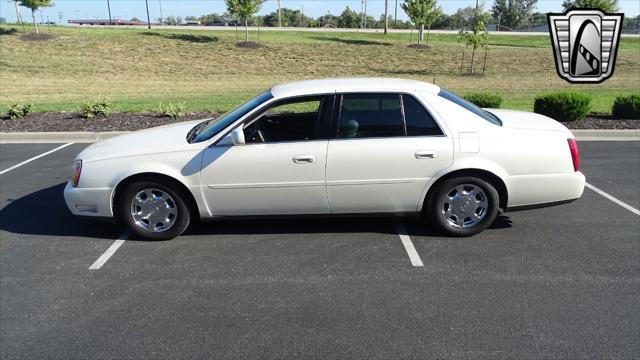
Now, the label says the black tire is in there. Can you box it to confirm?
[426,177,499,237]
[119,180,190,241]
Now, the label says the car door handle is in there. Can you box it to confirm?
[292,155,315,164]
[415,150,438,159]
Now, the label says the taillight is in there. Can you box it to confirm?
[567,138,579,172]
[71,160,82,187]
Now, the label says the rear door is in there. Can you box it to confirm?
[325,92,453,213]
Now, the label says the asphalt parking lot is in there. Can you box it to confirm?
[1,141,638,359]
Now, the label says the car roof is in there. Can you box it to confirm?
[270,78,441,99]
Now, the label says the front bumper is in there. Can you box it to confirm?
[63,181,115,218]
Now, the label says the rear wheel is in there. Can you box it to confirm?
[426,177,499,237]
[119,181,190,240]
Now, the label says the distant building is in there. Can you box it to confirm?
[179,20,201,26]
[0,17,6,24]
[68,19,148,26]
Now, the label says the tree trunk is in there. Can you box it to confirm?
[244,20,249,42]
[470,46,476,74]
[418,24,424,46]
[31,9,39,34]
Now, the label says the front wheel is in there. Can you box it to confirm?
[119,181,190,240]
[426,177,499,237]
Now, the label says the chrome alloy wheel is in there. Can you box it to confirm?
[441,184,488,228]
[130,188,178,233]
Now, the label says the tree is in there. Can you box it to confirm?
[338,6,360,28]
[457,5,489,74]
[17,0,52,34]
[562,0,618,12]
[225,0,266,42]
[131,17,142,22]
[401,0,442,47]
[491,0,537,30]
[263,7,311,27]
[450,6,477,29]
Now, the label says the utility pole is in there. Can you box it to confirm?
[300,4,304,27]
[394,0,398,28]
[361,0,364,29]
[278,0,281,27]
[106,0,112,25]
[145,0,151,28]
[158,0,163,25]
[384,0,388,35]
[58,10,63,25]
[364,0,367,29]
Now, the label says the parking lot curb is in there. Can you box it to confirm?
[0,129,638,143]
[571,129,640,141]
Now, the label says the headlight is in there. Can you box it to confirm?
[71,160,82,187]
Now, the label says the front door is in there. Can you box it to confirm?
[200,96,332,216]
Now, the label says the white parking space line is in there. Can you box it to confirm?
[394,219,424,267]
[89,230,131,270]
[586,182,640,216]
[0,143,74,175]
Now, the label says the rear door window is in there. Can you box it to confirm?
[338,94,404,138]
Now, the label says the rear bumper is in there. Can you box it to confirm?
[63,181,114,218]
[506,171,586,209]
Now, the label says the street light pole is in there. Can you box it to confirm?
[278,0,282,27]
[364,0,367,29]
[394,0,398,28]
[106,0,112,25]
[158,0,163,25]
[384,0,388,35]
[145,0,151,29]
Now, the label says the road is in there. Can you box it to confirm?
[1,141,638,359]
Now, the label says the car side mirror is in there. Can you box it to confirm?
[230,127,245,146]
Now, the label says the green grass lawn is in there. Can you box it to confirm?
[1,25,638,115]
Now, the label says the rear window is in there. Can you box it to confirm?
[438,89,502,126]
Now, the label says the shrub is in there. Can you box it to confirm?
[612,94,640,119]
[463,92,502,108]
[7,101,33,120]
[533,92,591,122]
[80,98,111,119]
[158,102,186,118]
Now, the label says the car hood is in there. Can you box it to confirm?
[487,109,570,133]
[78,120,204,162]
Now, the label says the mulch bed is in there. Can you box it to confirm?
[235,41,264,48]
[0,112,637,133]
[0,112,218,132]
[565,115,640,130]
[20,33,56,42]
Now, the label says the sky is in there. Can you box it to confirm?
[1,0,638,24]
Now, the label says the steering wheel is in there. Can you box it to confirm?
[245,121,267,143]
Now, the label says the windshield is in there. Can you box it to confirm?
[438,89,502,126]
[188,90,274,143]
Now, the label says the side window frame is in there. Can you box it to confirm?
[333,92,405,140]
[331,92,446,140]
[240,94,335,144]
[401,93,446,137]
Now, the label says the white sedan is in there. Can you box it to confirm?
[64,78,585,240]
